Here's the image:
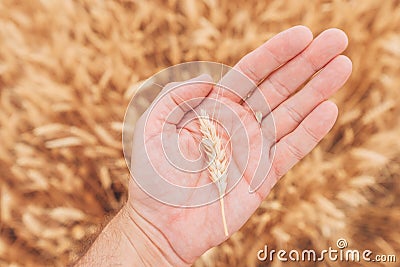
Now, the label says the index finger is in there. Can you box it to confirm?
[217,25,313,103]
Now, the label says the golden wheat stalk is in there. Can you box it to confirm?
[198,109,229,236]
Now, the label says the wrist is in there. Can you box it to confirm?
[121,203,191,267]
[75,204,189,267]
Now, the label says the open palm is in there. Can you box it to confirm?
[126,26,352,265]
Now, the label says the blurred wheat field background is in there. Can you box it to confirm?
[0,0,399,266]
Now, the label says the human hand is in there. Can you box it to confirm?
[125,26,352,266]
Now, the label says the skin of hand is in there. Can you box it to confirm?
[76,25,352,267]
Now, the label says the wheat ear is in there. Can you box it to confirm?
[198,109,229,236]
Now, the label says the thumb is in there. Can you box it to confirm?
[149,74,214,125]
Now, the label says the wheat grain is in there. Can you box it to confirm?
[198,109,229,236]
[255,111,263,124]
